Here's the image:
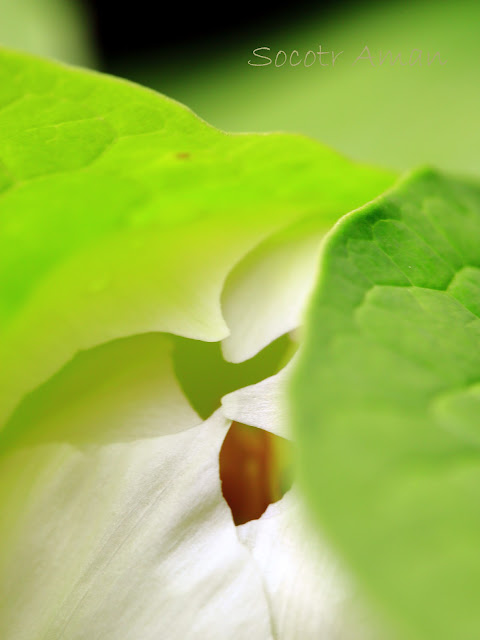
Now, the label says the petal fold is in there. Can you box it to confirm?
[221,223,324,363]
[221,361,294,439]
[0,337,274,640]
[238,489,381,640]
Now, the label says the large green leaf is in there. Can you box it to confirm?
[0,48,394,433]
[292,169,480,640]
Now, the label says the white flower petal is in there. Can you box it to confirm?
[0,220,284,431]
[0,337,274,640]
[4,333,201,447]
[221,360,294,439]
[221,224,324,363]
[237,488,379,640]
[223,365,387,639]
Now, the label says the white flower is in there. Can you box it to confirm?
[0,224,379,640]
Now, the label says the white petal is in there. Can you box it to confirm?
[223,362,386,639]
[237,488,380,640]
[221,224,324,363]
[0,220,282,430]
[0,337,274,640]
[221,360,294,439]
[4,333,200,447]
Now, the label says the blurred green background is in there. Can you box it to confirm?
[1,0,479,175]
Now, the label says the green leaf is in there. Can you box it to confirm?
[0,48,394,434]
[291,168,480,640]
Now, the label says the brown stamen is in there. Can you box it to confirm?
[219,421,293,525]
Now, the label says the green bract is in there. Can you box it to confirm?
[292,169,480,640]
[0,48,394,433]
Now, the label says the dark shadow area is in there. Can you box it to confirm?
[81,0,364,66]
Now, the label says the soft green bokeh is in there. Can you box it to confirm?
[124,0,480,175]
[292,169,480,640]
[0,0,95,66]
